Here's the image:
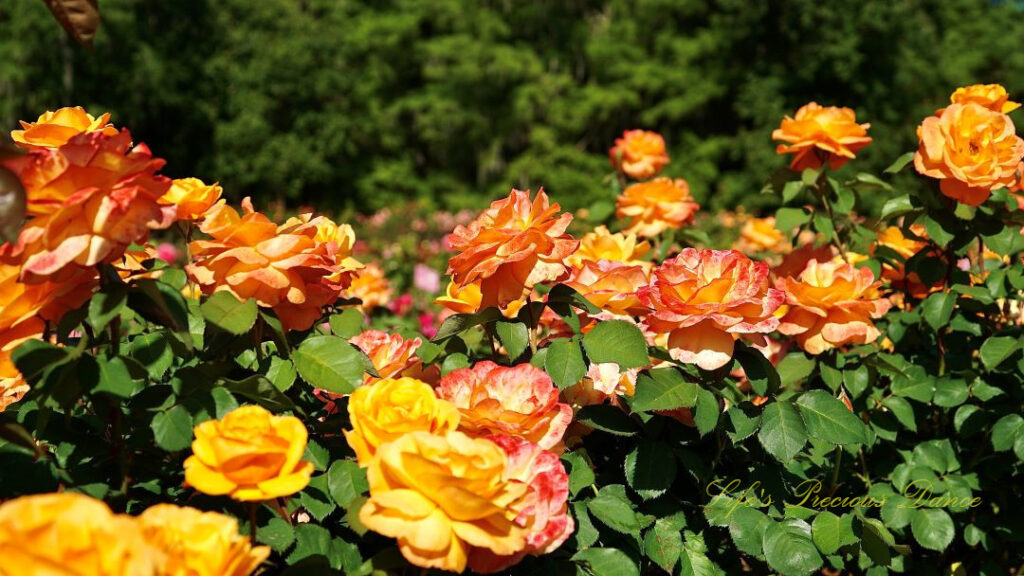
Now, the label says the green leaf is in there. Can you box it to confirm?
[632,368,698,412]
[933,377,969,407]
[151,405,194,452]
[327,460,368,508]
[582,320,649,369]
[678,532,719,576]
[775,207,811,232]
[763,520,823,576]
[218,375,298,414]
[777,353,816,386]
[758,401,808,462]
[781,181,804,203]
[575,405,638,436]
[860,518,893,566]
[432,308,503,341]
[979,336,1019,370]
[495,320,529,360]
[328,308,365,338]
[884,152,916,174]
[299,475,336,521]
[811,511,856,554]
[625,440,676,500]
[991,414,1023,452]
[293,336,366,395]
[562,451,595,497]
[728,506,770,557]
[544,339,587,389]
[693,388,719,436]
[586,487,640,534]
[11,340,70,383]
[93,356,136,398]
[201,291,258,335]
[304,440,330,471]
[128,278,190,334]
[891,372,934,403]
[573,548,639,576]
[880,194,915,220]
[131,332,174,379]
[258,517,296,553]
[882,396,916,432]
[920,292,955,332]
[287,524,332,566]
[910,508,954,551]
[263,357,297,392]
[735,345,780,396]
[645,519,683,574]
[796,390,868,446]
[726,404,761,443]
[88,285,126,333]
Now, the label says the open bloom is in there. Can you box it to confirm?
[350,329,431,384]
[772,103,872,171]
[10,106,117,150]
[609,129,670,180]
[359,431,528,572]
[447,189,578,308]
[947,84,1020,114]
[616,178,699,238]
[914,103,1024,205]
[468,435,574,573]
[639,249,785,370]
[160,177,223,221]
[566,225,650,269]
[344,377,460,466]
[187,199,361,331]
[735,216,789,255]
[184,405,313,501]
[137,504,269,576]
[435,280,525,319]
[0,492,161,576]
[564,260,649,316]
[345,263,393,313]
[777,260,891,354]
[438,361,572,451]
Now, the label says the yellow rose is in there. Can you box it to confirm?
[359,431,528,573]
[10,107,118,150]
[137,504,269,576]
[184,405,313,501]
[160,178,224,221]
[0,492,161,576]
[344,376,460,466]
[567,225,651,269]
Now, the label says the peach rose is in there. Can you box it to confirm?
[561,363,640,410]
[948,84,1020,114]
[350,329,434,384]
[160,177,224,221]
[914,103,1024,205]
[359,431,528,572]
[616,178,699,238]
[435,280,525,319]
[184,405,314,501]
[735,216,789,255]
[468,435,574,573]
[566,225,651,269]
[438,361,572,451]
[344,376,460,466]
[137,504,269,576]
[772,103,872,171]
[564,260,649,316]
[0,492,161,576]
[777,259,891,354]
[447,189,578,308]
[639,249,785,370]
[345,263,393,313]
[609,129,670,180]
[187,199,361,331]
[773,243,836,280]
[10,107,118,150]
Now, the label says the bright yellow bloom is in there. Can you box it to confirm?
[567,225,650,268]
[160,178,224,221]
[137,504,269,576]
[10,107,117,150]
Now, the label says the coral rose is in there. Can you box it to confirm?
[184,405,313,501]
[435,280,525,319]
[616,178,699,238]
[137,504,269,576]
[914,103,1024,205]
[345,263,393,313]
[344,376,460,466]
[0,492,161,576]
[10,107,117,150]
[948,84,1020,114]
[639,249,785,370]
[359,430,528,572]
[777,259,891,354]
[447,189,578,309]
[438,361,572,451]
[350,329,435,384]
[609,129,670,180]
[468,435,574,573]
[187,199,361,331]
[566,225,651,269]
[772,103,872,171]
[564,260,649,316]
[160,177,224,221]
[735,216,789,255]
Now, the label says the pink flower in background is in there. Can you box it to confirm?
[156,242,180,263]
[388,293,413,316]
[413,263,441,294]
[418,313,438,338]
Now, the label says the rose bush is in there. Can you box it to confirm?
[0,89,1022,576]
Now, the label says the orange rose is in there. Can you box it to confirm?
[639,249,785,370]
[435,280,525,319]
[566,225,650,269]
[948,84,1020,114]
[160,177,224,221]
[345,263,393,313]
[914,103,1024,205]
[734,216,790,255]
[777,259,891,354]
[615,178,699,238]
[609,129,670,180]
[871,225,942,300]
[564,260,649,316]
[359,431,528,572]
[772,103,872,171]
[10,107,117,150]
[344,376,460,466]
[773,243,836,280]
[137,504,269,576]
[438,361,572,451]
[187,199,361,331]
[184,405,314,501]
[447,189,578,308]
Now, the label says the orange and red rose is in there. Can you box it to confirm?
[773,103,872,171]
[615,178,699,238]
[609,130,670,180]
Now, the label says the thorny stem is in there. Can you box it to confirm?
[858,448,872,489]
[815,172,849,263]
[828,448,843,496]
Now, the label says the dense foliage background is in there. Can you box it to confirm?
[2,0,1023,213]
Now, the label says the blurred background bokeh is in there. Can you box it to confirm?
[2,0,1023,215]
